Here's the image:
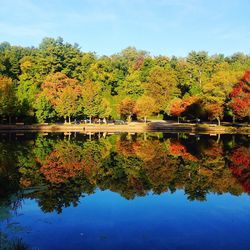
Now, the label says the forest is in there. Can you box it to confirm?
[0,37,249,125]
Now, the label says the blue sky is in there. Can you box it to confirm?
[0,0,249,56]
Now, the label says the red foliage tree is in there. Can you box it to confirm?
[170,99,185,123]
[169,140,197,161]
[40,150,82,184]
[230,146,250,194]
[170,96,199,123]
[229,70,250,120]
[242,70,250,83]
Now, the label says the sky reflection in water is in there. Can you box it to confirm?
[0,132,250,250]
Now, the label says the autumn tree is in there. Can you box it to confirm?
[170,96,199,123]
[229,70,250,121]
[203,103,224,126]
[135,96,158,123]
[118,97,136,122]
[38,72,81,123]
[1,38,250,124]
[170,99,186,123]
[230,146,250,194]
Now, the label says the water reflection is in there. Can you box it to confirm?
[1,133,250,211]
[0,132,249,249]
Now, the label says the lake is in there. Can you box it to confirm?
[0,132,250,250]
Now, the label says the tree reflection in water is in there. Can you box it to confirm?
[0,132,249,215]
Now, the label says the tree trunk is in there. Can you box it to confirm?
[177,116,180,124]
[128,115,131,123]
[69,116,71,124]
[64,117,67,124]
[232,115,235,124]
[128,133,132,141]
[8,116,11,125]
[216,133,220,143]
[144,116,147,123]
[216,117,220,126]
[90,116,92,124]
[232,135,235,147]
[199,69,202,87]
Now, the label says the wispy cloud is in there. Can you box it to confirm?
[0,21,50,38]
[211,27,250,41]
[64,11,117,24]
[0,0,249,55]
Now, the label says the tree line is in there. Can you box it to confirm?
[0,37,249,124]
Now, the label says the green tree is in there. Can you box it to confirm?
[34,94,56,123]
[202,64,240,125]
[0,76,17,124]
[145,66,178,113]
[55,86,81,123]
[80,80,102,123]
[186,51,211,94]
[118,71,144,98]
[37,37,81,78]
[98,98,112,121]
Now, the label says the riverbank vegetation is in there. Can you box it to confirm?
[0,37,249,125]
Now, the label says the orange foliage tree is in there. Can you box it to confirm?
[118,97,136,122]
[40,72,81,122]
[40,142,83,184]
[169,140,197,161]
[170,96,199,123]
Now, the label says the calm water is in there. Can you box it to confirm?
[0,132,250,250]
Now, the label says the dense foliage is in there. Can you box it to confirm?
[0,37,250,124]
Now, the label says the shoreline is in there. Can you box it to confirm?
[0,122,249,134]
